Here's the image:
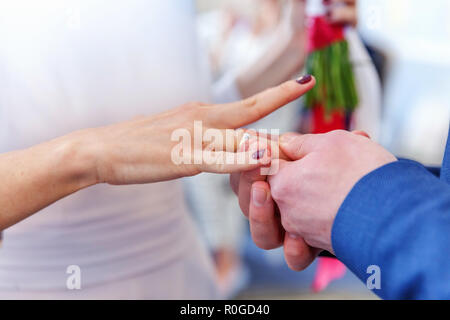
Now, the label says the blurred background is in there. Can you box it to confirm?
[190,0,450,300]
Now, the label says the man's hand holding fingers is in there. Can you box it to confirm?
[232,129,397,270]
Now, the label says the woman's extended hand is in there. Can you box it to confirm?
[0,78,315,230]
[82,78,316,185]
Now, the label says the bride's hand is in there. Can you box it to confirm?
[78,78,315,185]
[0,77,314,230]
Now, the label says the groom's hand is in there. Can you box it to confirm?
[268,130,396,254]
[232,129,396,271]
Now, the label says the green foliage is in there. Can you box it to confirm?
[305,40,359,113]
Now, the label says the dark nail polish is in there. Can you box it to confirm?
[252,149,266,160]
[296,74,312,85]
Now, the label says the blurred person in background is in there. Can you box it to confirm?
[191,0,381,297]
[0,0,312,299]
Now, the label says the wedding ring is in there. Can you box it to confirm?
[239,132,251,151]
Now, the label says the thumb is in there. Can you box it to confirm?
[279,132,317,161]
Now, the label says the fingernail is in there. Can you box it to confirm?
[252,149,266,160]
[252,187,268,207]
[296,74,312,85]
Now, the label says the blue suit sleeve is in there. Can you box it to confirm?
[332,159,450,299]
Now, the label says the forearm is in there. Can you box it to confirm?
[332,160,450,299]
[0,129,98,230]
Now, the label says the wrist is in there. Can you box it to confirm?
[50,128,102,189]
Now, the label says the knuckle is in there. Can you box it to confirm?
[280,216,296,234]
[269,169,297,201]
[215,163,226,173]
[328,129,348,140]
[323,130,348,146]
[269,182,287,201]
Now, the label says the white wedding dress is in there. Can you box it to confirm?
[0,0,223,299]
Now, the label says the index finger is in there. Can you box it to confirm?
[208,76,316,129]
